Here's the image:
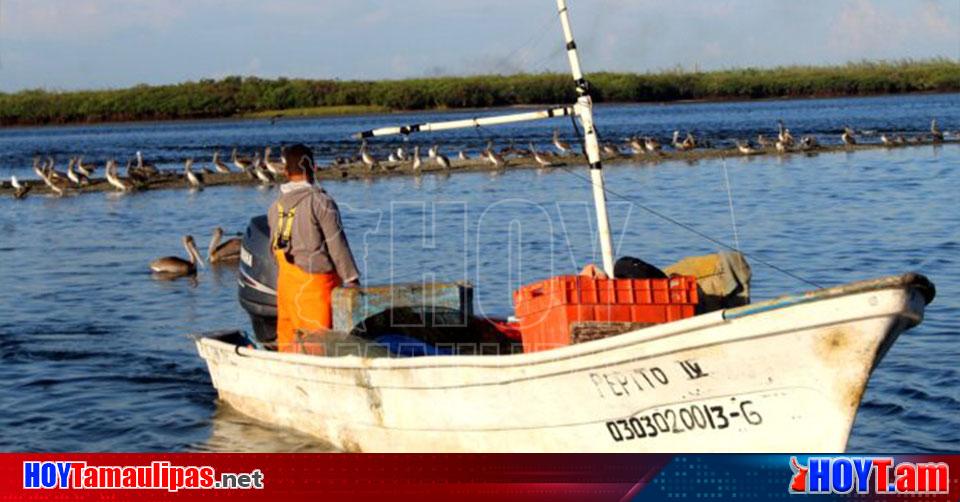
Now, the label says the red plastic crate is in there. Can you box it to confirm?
[513,275,698,353]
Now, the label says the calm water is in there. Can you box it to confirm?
[0,95,958,452]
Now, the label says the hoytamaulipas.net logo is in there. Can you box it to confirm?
[24,461,264,492]
[789,456,949,495]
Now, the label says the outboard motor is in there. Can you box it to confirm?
[238,215,278,343]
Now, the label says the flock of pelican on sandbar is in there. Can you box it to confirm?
[9,147,290,200]
[1,118,954,280]
[5,118,953,201]
[342,118,954,171]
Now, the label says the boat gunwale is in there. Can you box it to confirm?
[194,273,930,373]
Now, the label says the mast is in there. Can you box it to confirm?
[556,0,615,277]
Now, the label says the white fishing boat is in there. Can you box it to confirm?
[194,0,936,452]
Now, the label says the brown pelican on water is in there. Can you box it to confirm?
[552,130,571,155]
[212,151,232,173]
[841,127,857,146]
[207,227,242,263]
[149,235,203,278]
[11,176,30,199]
[184,159,204,190]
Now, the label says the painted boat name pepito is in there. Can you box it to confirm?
[589,359,710,399]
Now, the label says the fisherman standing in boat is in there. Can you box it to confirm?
[269,144,360,353]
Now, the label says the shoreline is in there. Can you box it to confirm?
[2,91,958,131]
[3,60,957,128]
[3,140,956,198]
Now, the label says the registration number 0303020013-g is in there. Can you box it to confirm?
[605,400,763,442]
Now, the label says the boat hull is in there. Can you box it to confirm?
[195,275,931,452]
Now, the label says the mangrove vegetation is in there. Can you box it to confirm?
[2,59,958,127]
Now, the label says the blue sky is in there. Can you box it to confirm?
[1,0,957,92]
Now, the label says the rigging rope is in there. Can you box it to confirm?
[720,157,742,252]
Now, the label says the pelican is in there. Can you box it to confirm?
[45,157,66,181]
[213,151,231,173]
[66,158,89,186]
[207,227,241,263]
[264,147,285,176]
[628,136,646,155]
[799,136,819,151]
[644,136,662,153]
[411,146,422,171]
[757,134,771,148]
[735,140,757,155]
[184,159,204,190]
[76,156,96,177]
[11,176,30,199]
[601,143,620,157]
[841,127,857,146]
[552,130,571,155]
[880,134,893,146]
[530,143,555,167]
[458,150,470,161]
[435,152,452,169]
[930,119,944,143]
[149,235,203,278]
[360,141,379,171]
[775,140,788,154]
[484,147,506,168]
[672,131,695,151]
[388,152,399,163]
[252,155,272,184]
[32,157,46,179]
[428,144,439,159]
[39,168,68,197]
[395,146,408,162]
[105,160,135,192]
[135,151,157,175]
[232,148,254,173]
[777,121,795,147]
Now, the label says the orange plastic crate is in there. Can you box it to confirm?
[513,275,698,353]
